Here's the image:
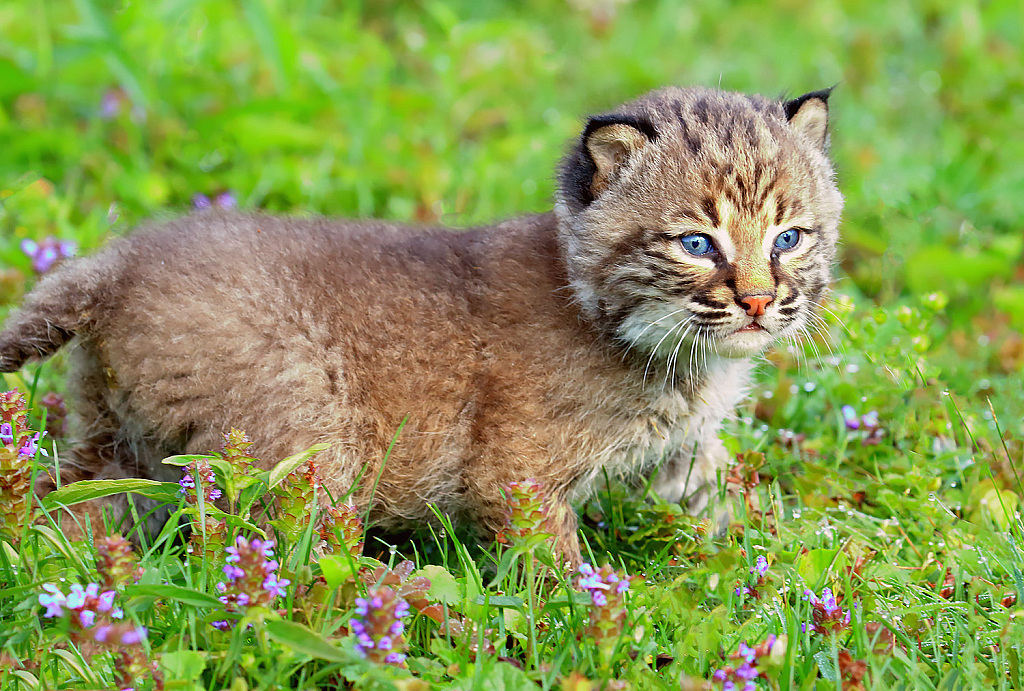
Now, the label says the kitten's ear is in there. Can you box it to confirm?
[583,115,657,198]
[784,88,833,151]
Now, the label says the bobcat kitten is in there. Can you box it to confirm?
[0,86,841,564]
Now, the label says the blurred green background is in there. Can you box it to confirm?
[0,0,1022,340]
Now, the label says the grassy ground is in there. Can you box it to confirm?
[1,0,1023,689]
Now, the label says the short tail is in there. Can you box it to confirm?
[0,251,120,372]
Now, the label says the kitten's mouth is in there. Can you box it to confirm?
[735,322,764,333]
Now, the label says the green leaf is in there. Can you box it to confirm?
[265,620,355,663]
[319,554,359,590]
[162,454,218,467]
[160,650,207,681]
[266,443,331,491]
[477,660,538,691]
[813,651,837,682]
[796,548,849,588]
[415,565,462,606]
[125,584,222,609]
[41,479,180,509]
[473,595,524,609]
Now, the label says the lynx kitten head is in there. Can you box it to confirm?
[555,86,843,371]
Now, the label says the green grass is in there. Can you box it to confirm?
[1,0,1023,688]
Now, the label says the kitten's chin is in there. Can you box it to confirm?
[714,328,775,358]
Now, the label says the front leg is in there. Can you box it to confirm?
[650,436,730,513]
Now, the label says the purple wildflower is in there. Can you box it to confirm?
[753,555,769,577]
[350,586,410,666]
[212,536,290,627]
[735,662,758,680]
[20,237,76,274]
[803,586,852,635]
[18,432,40,458]
[179,459,221,504]
[842,405,860,430]
[120,626,147,645]
[215,191,237,208]
[100,89,125,118]
[577,563,634,664]
[710,636,779,689]
[38,581,143,647]
[38,583,66,617]
[0,423,12,445]
[192,194,212,209]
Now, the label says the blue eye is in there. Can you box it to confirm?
[681,234,715,256]
[774,228,801,250]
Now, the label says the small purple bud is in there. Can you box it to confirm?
[735,662,758,680]
[94,625,111,642]
[33,247,59,273]
[120,626,147,645]
[0,422,13,445]
[842,405,860,430]
[79,610,96,627]
[18,432,40,457]
[66,584,86,609]
[192,194,212,210]
[215,192,237,209]
[97,590,116,612]
[591,591,607,607]
[101,90,122,118]
[821,588,838,614]
[753,555,769,577]
[384,652,406,664]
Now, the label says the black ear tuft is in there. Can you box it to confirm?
[783,87,834,121]
[558,113,659,212]
[783,87,834,151]
[581,113,660,144]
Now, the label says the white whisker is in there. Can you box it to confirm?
[621,307,690,360]
[642,316,691,389]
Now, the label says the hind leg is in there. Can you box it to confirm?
[43,344,179,540]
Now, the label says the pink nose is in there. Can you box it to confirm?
[739,294,774,317]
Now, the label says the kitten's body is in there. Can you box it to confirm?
[0,87,841,563]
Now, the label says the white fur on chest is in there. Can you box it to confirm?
[572,355,753,502]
